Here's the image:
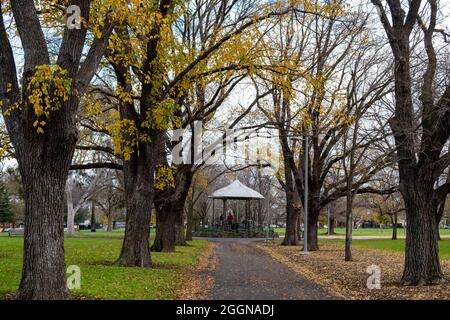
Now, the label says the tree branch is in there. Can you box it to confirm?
[76,145,116,156]
[165,5,327,95]
[75,14,115,94]
[10,0,50,71]
[70,162,123,171]
[57,0,90,77]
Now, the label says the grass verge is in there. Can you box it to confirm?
[0,233,210,300]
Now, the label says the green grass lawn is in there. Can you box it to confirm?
[274,228,285,236]
[320,238,450,260]
[353,239,450,260]
[274,227,450,237]
[323,227,450,237]
[73,229,126,238]
[70,228,156,239]
[0,232,209,300]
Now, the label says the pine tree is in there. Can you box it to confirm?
[0,181,13,225]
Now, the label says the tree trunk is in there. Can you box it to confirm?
[401,188,445,285]
[67,207,75,236]
[185,220,194,241]
[329,217,336,235]
[344,192,353,261]
[175,207,187,246]
[175,224,186,246]
[152,203,176,252]
[282,203,299,245]
[117,161,153,267]
[16,138,75,299]
[281,149,299,245]
[153,165,193,251]
[436,198,445,241]
[66,185,75,237]
[185,201,194,241]
[436,220,441,241]
[90,199,96,232]
[392,213,398,240]
[306,208,319,251]
[17,169,70,300]
[304,194,320,251]
[107,214,113,232]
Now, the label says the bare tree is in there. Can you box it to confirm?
[368,192,405,240]
[372,0,450,285]
[66,170,106,236]
[97,179,124,232]
[256,4,393,250]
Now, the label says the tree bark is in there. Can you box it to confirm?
[116,157,154,267]
[281,144,299,245]
[392,212,398,240]
[329,217,336,235]
[303,188,321,251]
[175,207,187,246]
[436,198,445,241]
[282,203,299,245]
[153,165,193,251]
[344,191,353,261]
[306,206,319,251]
[152,203,176,252]
[175,223,186,246]
[185,200,194,241]
[401,188,444,285]
[152,200,188,251]
[66,184,75,237]
[107,213,113,232]
[17,163,72,300]
[117,188,153,266]
[90,199,96,232]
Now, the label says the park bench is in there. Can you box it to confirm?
[8,228,24,237]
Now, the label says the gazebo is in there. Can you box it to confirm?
[209,179,264,228]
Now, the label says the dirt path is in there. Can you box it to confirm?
[208,238,334,300]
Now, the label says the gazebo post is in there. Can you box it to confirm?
[259,199,262,228]
[212,199,215,228]
[250,200,253,229]
[245,200,249,230]
[223,199,227,225]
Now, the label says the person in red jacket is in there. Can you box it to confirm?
[226,210,234,226]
